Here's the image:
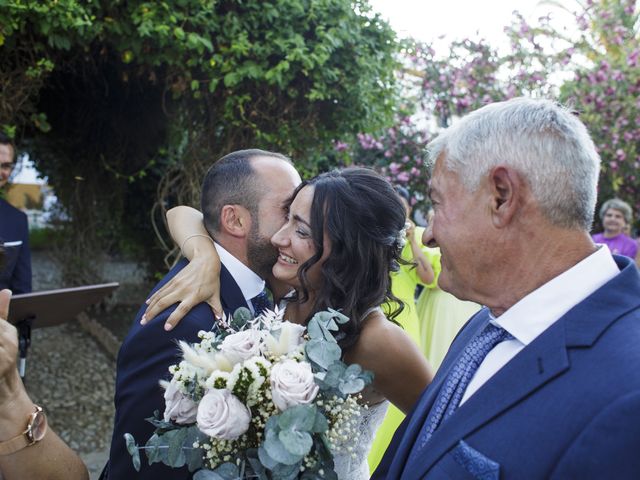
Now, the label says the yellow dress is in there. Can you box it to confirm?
[416,247,482,370]
[367,227,441,472]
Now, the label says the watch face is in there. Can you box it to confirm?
[30,411,47,442]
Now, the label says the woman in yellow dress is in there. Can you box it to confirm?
[416,209,481,371]
[367,187,440,472]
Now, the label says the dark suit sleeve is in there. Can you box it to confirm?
[551,390,640,480]
[11,212,31,294]
[107,302,212,480]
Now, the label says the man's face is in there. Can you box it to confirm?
[247,157,302,278]
[0,144,15,189]
[424,155,492,302]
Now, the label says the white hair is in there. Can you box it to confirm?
[427,97,600,230]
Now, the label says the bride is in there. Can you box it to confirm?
[146,167,433,479]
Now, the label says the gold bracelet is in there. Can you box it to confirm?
[180,233,214,253]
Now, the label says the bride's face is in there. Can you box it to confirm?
[270,185,329,290]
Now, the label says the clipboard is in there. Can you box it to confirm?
[5,282,120,378]
[8,282,119,327]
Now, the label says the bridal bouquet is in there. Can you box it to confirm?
[126,306,373,479]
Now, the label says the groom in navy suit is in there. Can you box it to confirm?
[105,149,300,479]
[374,98,640,479]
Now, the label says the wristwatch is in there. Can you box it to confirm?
[0,405,47,455]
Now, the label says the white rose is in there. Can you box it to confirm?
[220,329,264,365]
[163,378,198,424]
[196,389,251,440]
[264,321,306,356]
[270,359,319,411]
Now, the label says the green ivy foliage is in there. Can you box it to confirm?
[0,0,399,280]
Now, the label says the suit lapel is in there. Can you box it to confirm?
[409,320,570,478]
[406,256,640,479]
[385,310,491,479]
[219,263,250,315]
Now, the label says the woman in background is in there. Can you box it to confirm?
[591,198,638,260]
[367,186,439,472]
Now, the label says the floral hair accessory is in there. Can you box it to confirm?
[396,221,410,248]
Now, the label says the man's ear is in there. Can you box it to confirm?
[488,166,523,228]
[219,204,252,238]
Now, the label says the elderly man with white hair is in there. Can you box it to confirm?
[373,97,640,479]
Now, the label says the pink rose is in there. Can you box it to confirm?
[270,359,319,411]
[163,379,198,424]
[220,329,264,364]
[196,389,251,440]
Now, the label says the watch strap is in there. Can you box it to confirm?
[0,405,46,456]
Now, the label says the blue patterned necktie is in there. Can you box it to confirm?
[251,289,273,316]
[408,322,513,462]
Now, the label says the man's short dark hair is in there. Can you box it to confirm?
[0,132,16,162]
[201,149,290,236]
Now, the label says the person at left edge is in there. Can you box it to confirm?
[102,149,301,479]
[0,132,31,294]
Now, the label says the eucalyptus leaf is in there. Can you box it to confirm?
[193,469,226,480]
[306,318,324,340]
[277,404,316,431]
[327,308,349,325]
[213,462,241,479]
[324,362,347,386]
[271,461,302,480]
[247,448,269,480]
[232,307,253,329]
[312,411,329,433]
[339,377,366,395]
[264,427,304,465]
[124,433,141,472]
[306,339,341,369]
[145,411,179,433]
[258,445,279,470]
[144,432,167,465]
[165,428,188,467]
[344,363,363,376]
[279,429,313,456]
[310,311,340,332]
[184,426,206,471]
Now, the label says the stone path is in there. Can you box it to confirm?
[27,251,154,479]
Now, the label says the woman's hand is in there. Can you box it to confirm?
[405,219,416,240]
[142,205,224,331]
[142,255,222,331]
[0,289,20,406]
[406,221,435,285]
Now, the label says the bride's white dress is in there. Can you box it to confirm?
[333,401,389,479]
[278,299,388,479]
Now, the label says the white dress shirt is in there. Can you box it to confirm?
[460,245,620,405]
[214,242,265,315]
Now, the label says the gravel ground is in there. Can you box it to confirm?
[27,322,116,478]
[26,251,154,479]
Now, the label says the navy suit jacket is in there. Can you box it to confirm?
[373,255,640,480]
[106,259,248,480]
[0,198,31,293]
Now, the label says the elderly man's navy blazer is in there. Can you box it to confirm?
[373,255,640,480]
[0,198,31,293]
[106,258,248,480]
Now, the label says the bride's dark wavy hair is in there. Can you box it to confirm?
[291,167,406,350]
